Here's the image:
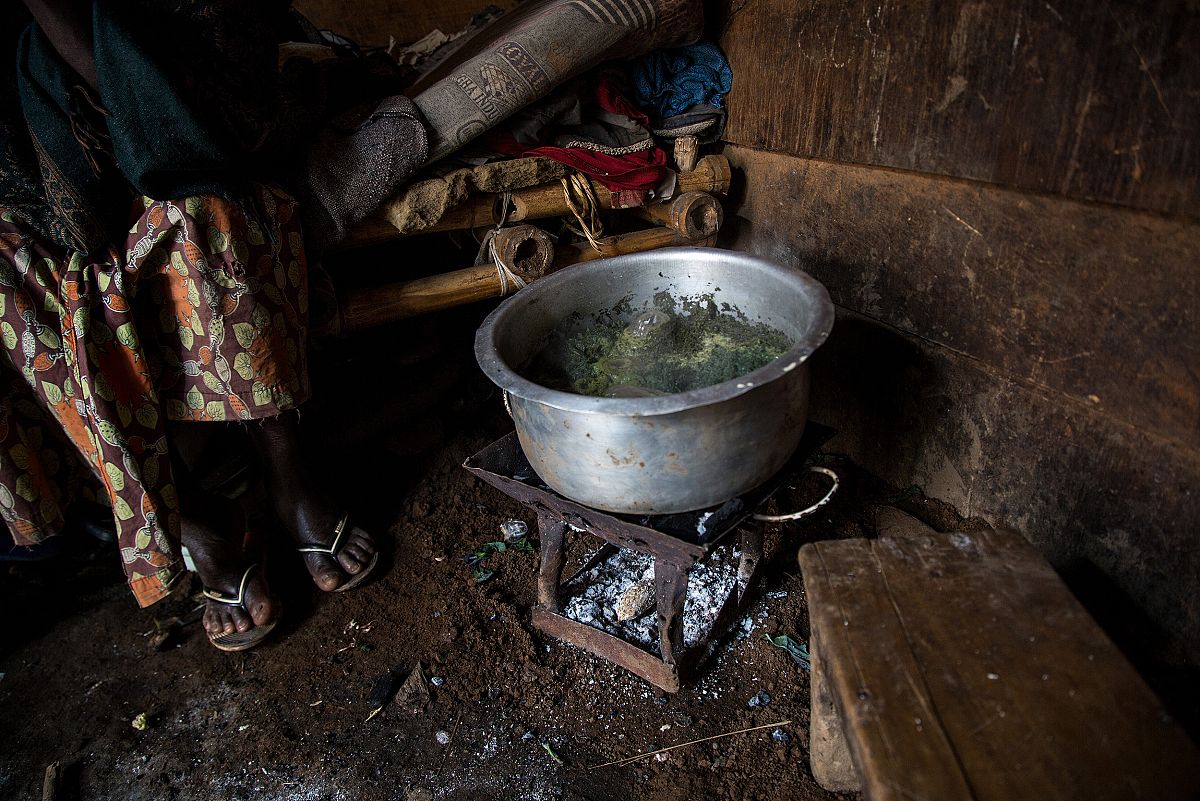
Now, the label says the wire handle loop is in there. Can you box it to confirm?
[753,466,840,523]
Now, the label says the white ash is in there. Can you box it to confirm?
[562,545,741,651]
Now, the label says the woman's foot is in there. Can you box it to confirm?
[248,414,379,592]
[294,512,380,592]
[183,517,280,644]
[168,422,280,647]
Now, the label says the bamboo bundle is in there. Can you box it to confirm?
[336,223,720,331]
[331,161,729,329]
[343,155,731,248]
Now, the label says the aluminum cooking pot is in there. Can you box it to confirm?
[474,247,834,513]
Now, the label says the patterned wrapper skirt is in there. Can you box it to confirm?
[0,184,309,606]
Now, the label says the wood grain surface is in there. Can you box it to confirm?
[799,526,1200,800]
[725,145,1200,451]
[718,0,1200,218]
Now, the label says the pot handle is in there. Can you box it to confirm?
[753,466,839,523]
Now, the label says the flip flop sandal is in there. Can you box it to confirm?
[202,563,278,652]
[297,513,380,593]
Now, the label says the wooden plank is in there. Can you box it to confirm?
[800,531,1200,800]
[726,146,1200,451]
[872,528,1199,801]
[717,0,1200,218]
[806,309,1200,662]
[800,540,976,801]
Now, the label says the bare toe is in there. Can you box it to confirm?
[204,606,222,636]
[351,530,377,555]
[304,553,345,591]
[242,573,279,627]
[337,546,369,574]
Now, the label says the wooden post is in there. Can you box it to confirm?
[808,632,862,792]
[42,762,68,801]
[536,512,568,612]
[654,559,689,667]
[736,521,764,601]
[673,135,699,172]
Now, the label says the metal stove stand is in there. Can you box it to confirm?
[464,425,831,692]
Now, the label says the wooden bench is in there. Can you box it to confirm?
[797,509,1200,801]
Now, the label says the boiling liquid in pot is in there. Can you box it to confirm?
[522,293,792,397]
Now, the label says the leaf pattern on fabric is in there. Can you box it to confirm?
[0,184,309,606]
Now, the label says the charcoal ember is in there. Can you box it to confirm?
[367,670,400,717]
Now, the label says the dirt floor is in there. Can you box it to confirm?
[1,308,1189,801]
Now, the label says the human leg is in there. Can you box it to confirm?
[167,443,279,645]
[246,412,378,592]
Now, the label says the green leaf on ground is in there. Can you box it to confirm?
[763,633,812,671]
[541,742,564,765]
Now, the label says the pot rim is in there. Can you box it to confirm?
[474,247,835,417]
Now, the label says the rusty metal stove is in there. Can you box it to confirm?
[463,425,832,692]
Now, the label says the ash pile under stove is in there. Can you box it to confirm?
[463,424,833,693]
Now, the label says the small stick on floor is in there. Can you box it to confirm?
[591,720,792,770]
[436,712,464,775]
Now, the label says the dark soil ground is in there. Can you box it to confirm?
[1,306,1192,801]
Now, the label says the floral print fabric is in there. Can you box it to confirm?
[0,184,309,605]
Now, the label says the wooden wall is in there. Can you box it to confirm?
[716,0,1200,660]
[718,0,1200,218]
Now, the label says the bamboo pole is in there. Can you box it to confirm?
[342,155,732,248]
[555,227,717,265]
[336,224,716,330]
[338,225,553,331]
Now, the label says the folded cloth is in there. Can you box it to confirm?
[485,73,667,192]
[503,75,654,153]
[491,131,667,192]
[653,102,726,141]
[629,42,732,119]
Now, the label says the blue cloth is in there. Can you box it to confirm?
[629,43,733,120]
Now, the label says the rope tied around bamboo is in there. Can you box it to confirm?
[475,218,554,297]
[560,172,605,252]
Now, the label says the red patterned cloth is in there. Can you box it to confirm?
[488,131,667,191]
[0,185,309,605]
